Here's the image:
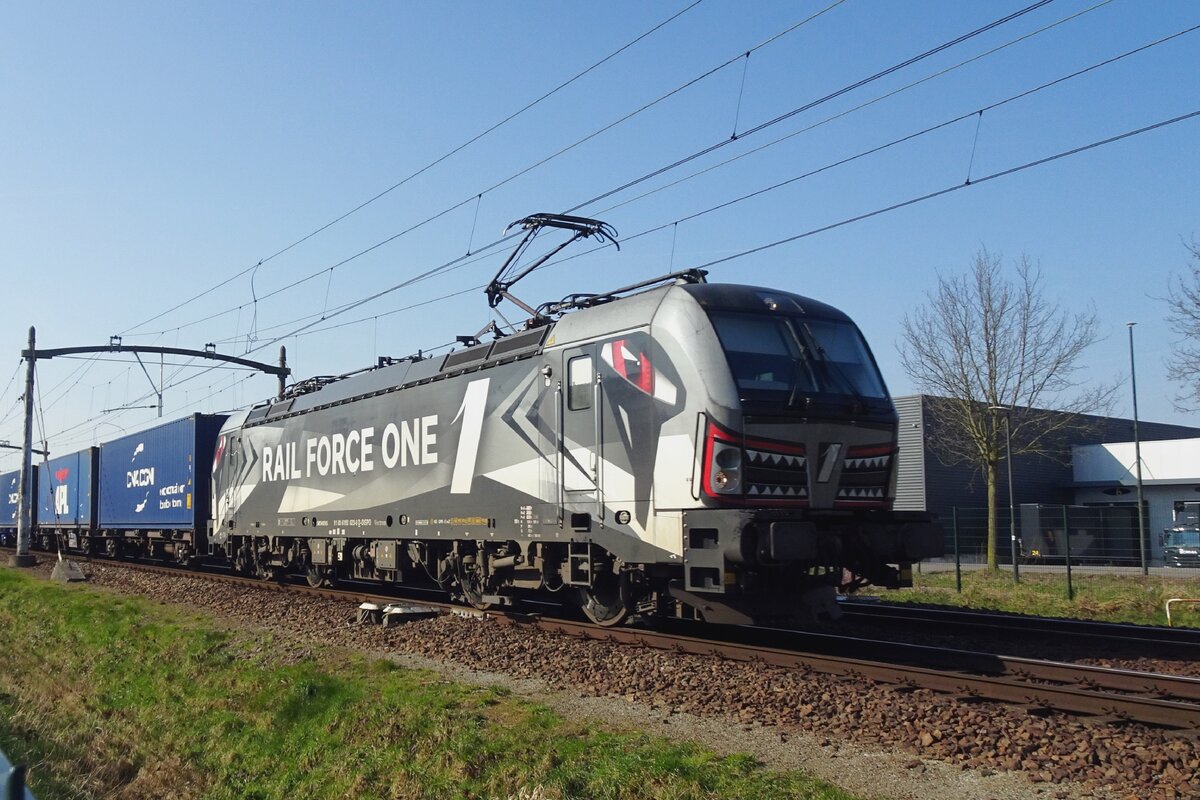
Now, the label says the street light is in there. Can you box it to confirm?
[989,405,1019,582]
[1127,322,1147,575]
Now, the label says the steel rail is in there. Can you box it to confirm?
[711,622,1200,703]
[838,600,1200,647]
[519,616,1200,730]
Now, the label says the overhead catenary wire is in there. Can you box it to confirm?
[0,362,21,405]
[209,246,508,345]
[6,106,1197,465]
[7,0,700,443]
[126,0,1048,346]
[7,6,1171,429]
[123,1,849,343]
[30,0,1102,433]
[9,3,1193,457]
[280,17,1192,341]
[33,364,50,460]
[565,0,1057,214]
[589,0,1120,219]
[117,0,707,339]
[690,109,1200,273]
[572,22,1200,257]
[0,362,24,429]
[271,286,484,341]
[132,194,497,339]
[1,235,516,453]
[130,108,1200,414]
[289,96,1200,370]
[258,2,1128,357]
[27,351,106,419]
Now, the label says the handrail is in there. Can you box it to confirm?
[1165,598,1200,628]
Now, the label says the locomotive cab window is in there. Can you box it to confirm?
[567,355,593,410]
[709,311,889,408]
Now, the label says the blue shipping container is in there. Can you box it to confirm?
[36,449,96,529]
[0,469,22,530]
[1,468,38,532]
[97,414,227,529]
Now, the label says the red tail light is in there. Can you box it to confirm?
[701,420,808,505]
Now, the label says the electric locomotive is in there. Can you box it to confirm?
[209,214,941,625]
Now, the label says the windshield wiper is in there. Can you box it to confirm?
[797,322,868,414]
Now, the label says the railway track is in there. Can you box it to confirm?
[532,618,1200,730]
[839,598,1200,647]
[12,550,1200,731]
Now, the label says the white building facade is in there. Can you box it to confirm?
[1072,438,1200,559]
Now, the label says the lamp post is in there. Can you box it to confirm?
[1127,322,1147,575]
[989,405,1019,582]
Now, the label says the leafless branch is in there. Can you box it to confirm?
[898,249,1118,568]
[1167,239,1200,410]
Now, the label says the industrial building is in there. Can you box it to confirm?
[893,394,1200,564]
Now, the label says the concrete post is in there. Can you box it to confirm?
[11,326,36,567]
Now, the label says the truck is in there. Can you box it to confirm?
[1162,501,1200,568]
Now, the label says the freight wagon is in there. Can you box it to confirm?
[35,448,97,552]
[94,414,226,562]
[0,468,35,548]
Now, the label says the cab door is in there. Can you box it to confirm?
[560,346,604,528]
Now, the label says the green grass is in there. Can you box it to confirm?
[0,569,855,800]
[867,566,1200,627]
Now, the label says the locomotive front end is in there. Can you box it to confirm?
[659,283,943,624]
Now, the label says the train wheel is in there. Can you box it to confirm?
[256,562,282,581]
[305,565,333,588]
[578,571,630,627]
[234,544,255,576]
[458,561,492,611]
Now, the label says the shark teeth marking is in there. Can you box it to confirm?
[747,484,807,497]
[747,449,806,469]
[844,455,890,470]
[837,487,884,499]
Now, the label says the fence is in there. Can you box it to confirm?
[929,504,1200,600]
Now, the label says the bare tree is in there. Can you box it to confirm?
[899,250,1115,570]
[1167,240,1200,409]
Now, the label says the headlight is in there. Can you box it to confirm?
[710,442,741,494]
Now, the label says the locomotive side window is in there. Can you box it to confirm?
[567,355,593,410]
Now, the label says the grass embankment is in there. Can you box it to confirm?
[870,568,1200,627]
[0,570,853,800]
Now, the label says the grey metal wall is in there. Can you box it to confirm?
[893,395,926,511]
[891,394,1200,524]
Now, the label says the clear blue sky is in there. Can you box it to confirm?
[2,0,1198,468]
